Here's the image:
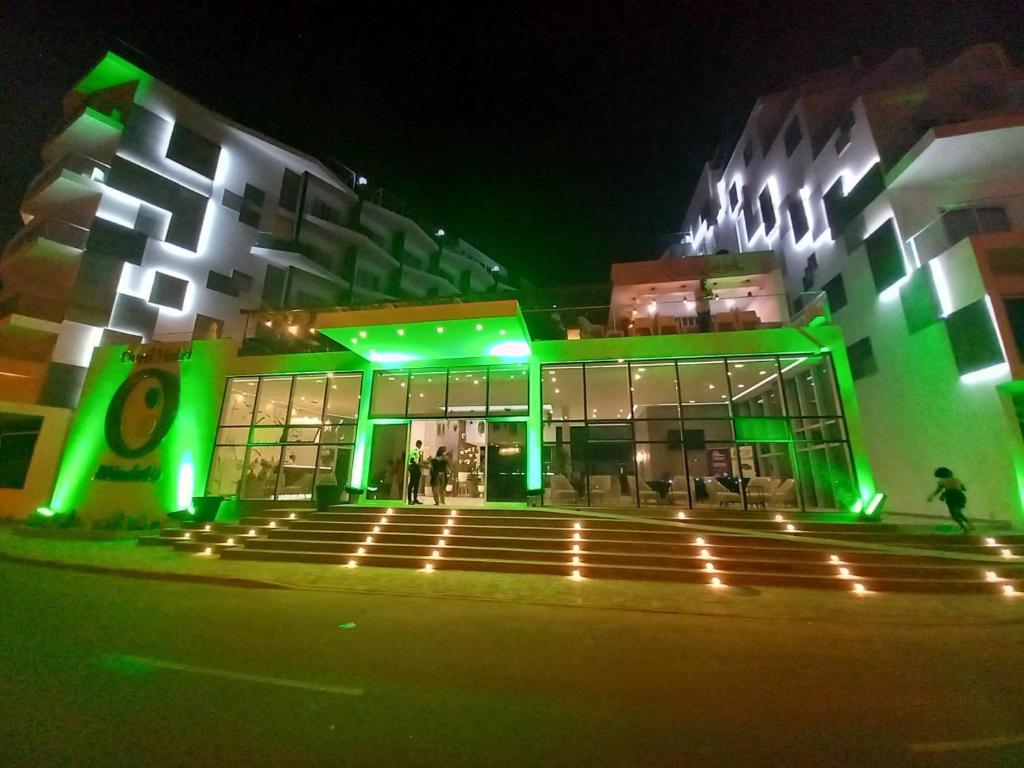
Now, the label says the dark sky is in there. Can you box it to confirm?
[1,1,1020,285]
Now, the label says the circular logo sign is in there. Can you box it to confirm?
[105,369,180,458]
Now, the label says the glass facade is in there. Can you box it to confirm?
[207,372,361,500]
[369,364,528,418]
[541,355,856,511]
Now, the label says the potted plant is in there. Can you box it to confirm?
[315,482,342,511]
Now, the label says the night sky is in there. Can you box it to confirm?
[1,1,1019,285]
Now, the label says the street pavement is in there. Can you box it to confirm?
[1,560,1023,767]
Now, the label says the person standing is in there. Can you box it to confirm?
[407,440,424,505]
[927,466,971,532]
[695,278,713,332]
[430,446,451,505]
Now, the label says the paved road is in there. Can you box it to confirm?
[1,561,1023,767]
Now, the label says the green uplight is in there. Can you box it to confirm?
[864,492,886,516]
[850,498,864,514]
[177,453,195,512]
[36,506,55,518]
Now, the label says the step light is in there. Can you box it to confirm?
[1002,549,1014,558]
[710,577,724,588]
[432,550,440,559]
[379,517,387,524]
[572,532,581,541]
[984,571,1000,582]
[204,524,212,532]
[386,508,394,515]
[573,522,582,530]
[202,547,213,556]
[373,526,381,533]
[677,511,687,519]
[289,513,297,520]
[443,528,450,536]
[571,570,582,581]
[226,537,235,546]
[424,563,434,573]
[438,539,446,547]
[838,567,851,578]
[829,554,840,563]
[695,537,705,546]
[774,514,785,522]
[183,532,191,539]
[446,518,454,526]
[700,549,711,559]
[357,547,366,555]
[269,521,277,528]
[985,537,997,546]
[705,562,716,572]
[785,524,796,532]
[572,555,581,565]
[450,510,458,516]
[346,559,357,569]
[248,529,256,537]
[1004,584,1017,596]
[853,583,867,594]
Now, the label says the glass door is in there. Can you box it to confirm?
[486,420,527,502]
[367,422,410,501]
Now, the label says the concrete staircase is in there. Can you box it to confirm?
[142,505,1024,595]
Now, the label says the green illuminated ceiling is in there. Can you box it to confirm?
[75,52,152,96]
[315,300,531,364]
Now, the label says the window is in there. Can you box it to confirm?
[149,272,189,311]
[280,168,301,212]
[728,182,739,211]
[368,366,527,418]
[743,141,755,166]
[742,186,758,239]
[166,123,221,179]
[946,299,1005,376]
[823,273,847,312]
[784,118,802,157]
[370,371,408,416]
[846,337,878,380]
[543,365,585,421]
[209,373,361,500]
[0,413,42,489]
[758,186,777,235]
[488,365,528,414]
[864,220,906,293]
[542,355,855,513]
[786,195,809,242]
[834,109,855,155]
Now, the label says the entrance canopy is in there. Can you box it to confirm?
[314,299,532,363]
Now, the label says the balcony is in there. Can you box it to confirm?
[906,202,1017,266]
[523,293,788,342]
[42,105,123,165]
[1,217,89,263]
[21,152,109,217]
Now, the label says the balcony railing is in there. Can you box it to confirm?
[523,293,789,342]
[906,201,1017,265]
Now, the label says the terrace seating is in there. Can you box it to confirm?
[771,478,797,508]
[548,474,580,504]
[628,476,660,505]
[745,477,782,508]
[668,475,690,505]
[706,477,742,508]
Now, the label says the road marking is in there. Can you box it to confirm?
[909,733,1024,753]
[107,655,364,697]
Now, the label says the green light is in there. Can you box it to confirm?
[36,506,55,518]
[850,498,864,514]
[865,492,886,516]
[349,368,375,490]
[527,358,542,491]
[75,52,153,98]
[177,453,195,512]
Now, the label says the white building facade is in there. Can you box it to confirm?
[0,52,513,409]
[671,44,1024,524]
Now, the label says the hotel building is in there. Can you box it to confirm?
[670,44,1024,524]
